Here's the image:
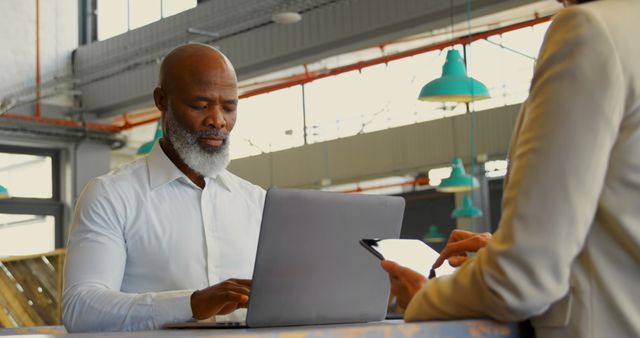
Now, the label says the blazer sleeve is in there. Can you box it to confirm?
[404,6,625,321]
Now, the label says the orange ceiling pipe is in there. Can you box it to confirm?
[340,176,430,193]
[0,110,161,134]
[115,16,551,130]
[1,113,120,133]
[35,0,41,118]
[122,115,161,129]
[39,15,550,133]
[112,109,160,127]
[238,15,551,100]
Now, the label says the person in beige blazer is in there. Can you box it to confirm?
[382,0,640,337]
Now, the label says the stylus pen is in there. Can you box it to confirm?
[428,268,436,280]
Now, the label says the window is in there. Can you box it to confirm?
[97,0,128,41]
[129,0,161,30]
[0,215,55,257]
[231,86,305,159]
[121,21,550,161]
[230,22,551,159]
[0,147,63,258]
[0,153,53,199]
[162,0,197,17]
[485,159,508,178]
[428,167,452,187]
[97,0,197,41]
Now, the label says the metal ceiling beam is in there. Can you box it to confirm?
[73,0,538,117]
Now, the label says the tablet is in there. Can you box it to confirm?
[360,238,456,278]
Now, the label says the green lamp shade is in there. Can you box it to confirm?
[452,195,483,218]
[423,225,446,243]
[437,158,479,193]
[136,140,155,155]
[0,184,9,199]
[419,50,490,103]
[136,122,163,156]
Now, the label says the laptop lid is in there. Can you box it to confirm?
[246,188,405,328]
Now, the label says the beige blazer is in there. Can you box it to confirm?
[404,1,640,337]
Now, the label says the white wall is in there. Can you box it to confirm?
[0,0,111,247]
[0,0,78,102]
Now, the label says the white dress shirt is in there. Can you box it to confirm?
[62,143,266,332]
[404,1,640,337]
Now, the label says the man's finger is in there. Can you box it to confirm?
[221,284,251,296]
[448,255,468,267]
[223,291,249,304]
[382,260,419,279]
[228,278,252,286]
[217,303,238,315]
[434,230,476,268]
[441,237,481,256]
[217,296,249,315]
[432,254,446,269]
[433,237,485,268]
[381,260,400,272]
[449,229,475,241]
[390,283,400,295]
[381,260,400,282]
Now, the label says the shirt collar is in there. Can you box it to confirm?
[146,142,232,192]
[209,170,233,193]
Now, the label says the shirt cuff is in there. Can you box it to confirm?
[404,286,431,322]
[151,290,194,328]
[404,275,454,322]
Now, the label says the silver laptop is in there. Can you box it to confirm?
[165,188,405,329]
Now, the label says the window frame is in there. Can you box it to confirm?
[93,0,197,42]
[0,145,64,249]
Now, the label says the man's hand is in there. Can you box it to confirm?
[432,230,492,269]
[190,279,251,320]
[380,260,427,309]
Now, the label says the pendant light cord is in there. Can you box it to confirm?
[450,0,455,42]
[466,0,478,231]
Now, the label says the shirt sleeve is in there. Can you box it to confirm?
[404,7,625,321]
[62,179,194,332]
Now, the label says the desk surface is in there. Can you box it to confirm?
[0,319,522,337]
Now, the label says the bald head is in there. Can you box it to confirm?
[153,43,239,120]
[153,43,240,174]
[158,43,237,93]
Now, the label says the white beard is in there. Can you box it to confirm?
[164,111,230,177]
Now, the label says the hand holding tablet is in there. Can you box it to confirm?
[360,238,457,278]
[360,238,456,309]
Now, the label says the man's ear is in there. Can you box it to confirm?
[153,87,167,112]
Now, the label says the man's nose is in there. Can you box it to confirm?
[204,105,226,129]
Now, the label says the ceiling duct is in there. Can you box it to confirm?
[0,117,126,149]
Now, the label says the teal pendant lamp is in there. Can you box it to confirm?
[137,121,163,156]
[423,225,446,243]
[0,184,9,199]
[452,195,483,218]
[418,49,490,103]
[437,158,479,193]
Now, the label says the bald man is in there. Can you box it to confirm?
[62,44,266,332]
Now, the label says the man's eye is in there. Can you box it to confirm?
[190,105,207,111]
[223,106,236,113]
